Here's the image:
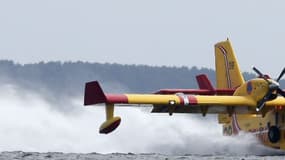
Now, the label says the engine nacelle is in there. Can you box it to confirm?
[99,116,121,134]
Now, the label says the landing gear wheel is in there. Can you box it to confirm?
[268,126,280,143]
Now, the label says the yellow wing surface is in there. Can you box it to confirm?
[84,81,285,114]
[124,94,285,114]
[265,97,285,106]
[125,94,255,106]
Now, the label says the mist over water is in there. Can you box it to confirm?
[0,83,283,155]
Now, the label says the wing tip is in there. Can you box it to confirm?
[84,81,107,105]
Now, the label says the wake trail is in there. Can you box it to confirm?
[0,84,283,155]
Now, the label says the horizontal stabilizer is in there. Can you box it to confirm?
[84,81,107,105]
[196,74,215,91]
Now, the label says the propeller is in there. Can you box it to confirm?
[276,68,285,82]
[252,66,285,111]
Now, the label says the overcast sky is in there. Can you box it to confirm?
[0,0,285,77]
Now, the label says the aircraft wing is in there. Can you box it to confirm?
[84,81,285,134]
[85,81,259,115]
[150,94,285,115]
[265,97,285,106]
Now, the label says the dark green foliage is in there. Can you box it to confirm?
[0,60,283,96]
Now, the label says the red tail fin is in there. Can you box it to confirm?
[84,81,107,105]
[196,74,215,90]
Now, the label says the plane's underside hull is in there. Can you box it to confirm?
[152,106,285,150]
[223,111,285,150]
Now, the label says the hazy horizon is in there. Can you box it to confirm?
[1,1,285,77]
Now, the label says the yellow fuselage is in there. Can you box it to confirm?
[220,78,285,149]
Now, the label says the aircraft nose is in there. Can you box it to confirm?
[269,80,280,90]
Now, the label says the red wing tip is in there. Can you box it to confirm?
[84,81,107,105]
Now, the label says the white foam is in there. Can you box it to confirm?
[0,84,283,155]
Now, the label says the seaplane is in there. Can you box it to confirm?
[84,39,285,150]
